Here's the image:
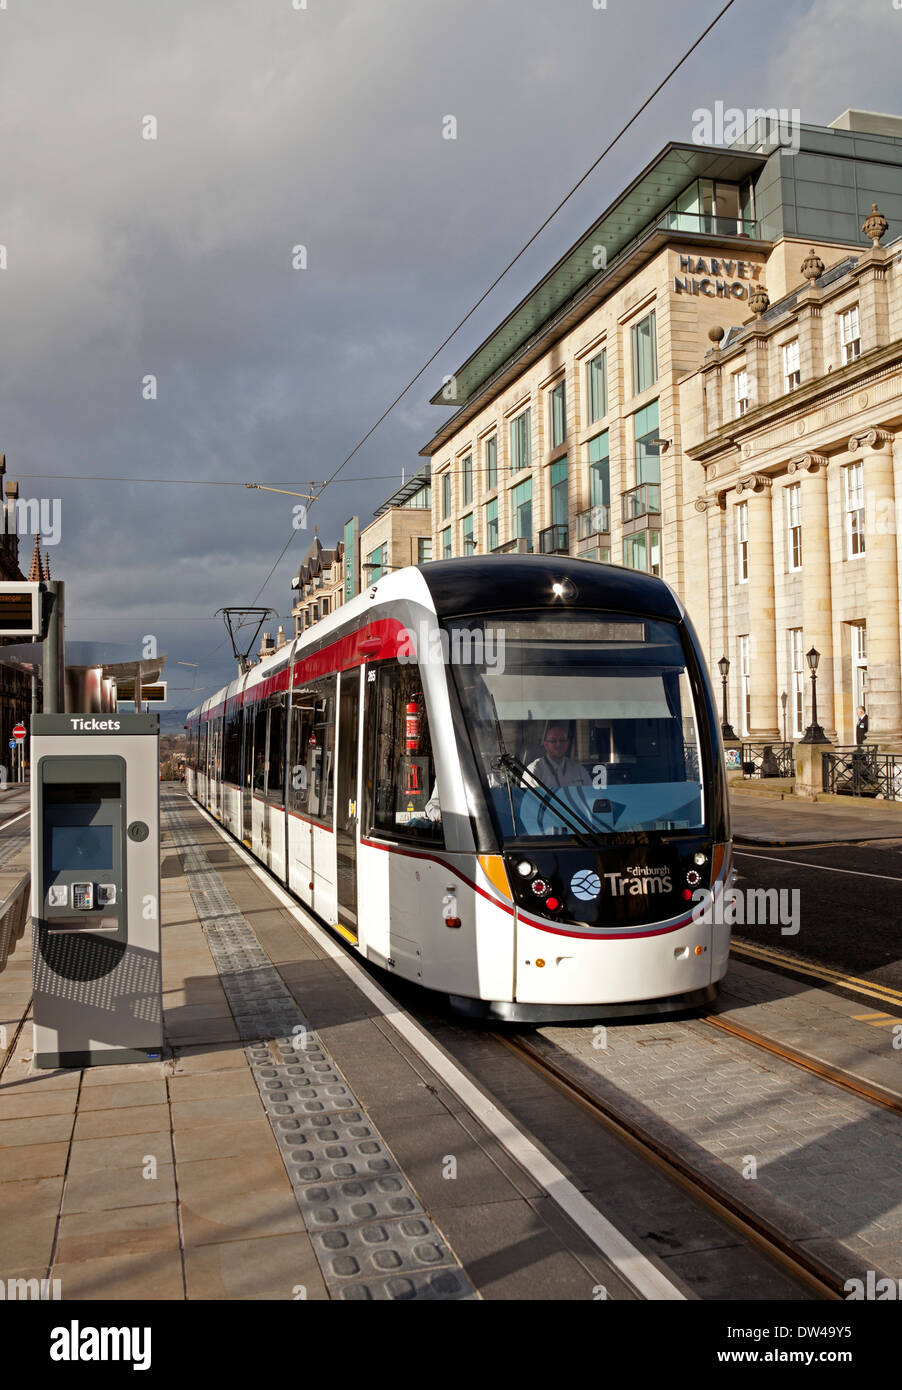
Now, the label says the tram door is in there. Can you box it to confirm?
[335,670,360,941]
[241,711,253,845]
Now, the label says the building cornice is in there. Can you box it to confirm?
[686,342,902,465]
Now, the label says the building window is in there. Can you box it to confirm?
[486,497,499,551]
[462,454,473,505]
[736,501,749,582]
[485,434,497,491]
[789,628,804,737]
[418,536,433,563]
[733,369,749,417]
[461,512,475,555]
[631,309,657,395]
[851,621,867,714]
[840,306,861,365]
[844,462,865,557]
[588,431,610,508]
[440,526,452,559]
[782,339,800,392]
[633,400,660,485]
[511,478,533,550]
[321,597,330,616]
[587,350,607,424]
[786,483,802,571]
[549,459,568,528]
[623,529,661,576]
[441,471,451,519]
[739,634,751,737]
[366,545,385,582]
[549,379,567,449]
[510,409,531,473]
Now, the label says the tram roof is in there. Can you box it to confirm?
[418,555,684,621]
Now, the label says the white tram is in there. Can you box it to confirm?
[185,557,731,1020]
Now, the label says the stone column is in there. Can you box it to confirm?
[850,429,902,745]
[788,453,835,739]
[895,434,902,731]
[737,473,780,737]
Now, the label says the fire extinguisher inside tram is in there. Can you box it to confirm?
[406,701,420,753]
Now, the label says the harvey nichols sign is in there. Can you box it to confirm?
[673,253,763,299]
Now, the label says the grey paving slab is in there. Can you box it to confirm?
[183,1231,328,1301]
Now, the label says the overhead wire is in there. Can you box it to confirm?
[246,0,739,605]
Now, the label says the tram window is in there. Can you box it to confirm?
[288,677,336,825]
[288,688,315,813]
[371,663,442,844]
[265,700,286,804]
[223,707,242,785]
[448,611,706,839]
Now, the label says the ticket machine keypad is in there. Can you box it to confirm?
[71,882,94,911]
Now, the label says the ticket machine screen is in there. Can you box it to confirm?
[50,823,114,872]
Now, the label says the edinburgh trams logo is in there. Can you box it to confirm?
[603,866,672,896]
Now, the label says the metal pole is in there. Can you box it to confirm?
[42,581,65,713]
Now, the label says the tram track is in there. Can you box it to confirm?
[492,1027,844,1300]
[701,1011,902,1117]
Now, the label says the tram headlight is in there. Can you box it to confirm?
[693,851,707,866]
[516,860,535,877]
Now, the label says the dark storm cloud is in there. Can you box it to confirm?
[1,0,899,699]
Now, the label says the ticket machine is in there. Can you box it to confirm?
[30,713,163,1068]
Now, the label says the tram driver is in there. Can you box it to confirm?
[526,722,593,789]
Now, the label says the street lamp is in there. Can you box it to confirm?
[800,646,827,743]
[718,655,737,741]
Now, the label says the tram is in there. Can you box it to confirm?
[185,556,731,1020]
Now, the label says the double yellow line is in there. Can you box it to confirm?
[732,938,902,1011]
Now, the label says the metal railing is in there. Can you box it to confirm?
[622,482,661,523]
[0,873,31,976]
[538,524,569,555]
[740,742,795,778]
[576,504,610,541]
[822,749,902,800]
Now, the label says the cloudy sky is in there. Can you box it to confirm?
[2,0,901,703]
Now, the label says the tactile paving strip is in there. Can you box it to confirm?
[163,793,475,1301]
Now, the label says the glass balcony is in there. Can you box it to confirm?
[658,209,758,238]
[622,483,661,523]
[538,524,569,555]
[575,504,610,542]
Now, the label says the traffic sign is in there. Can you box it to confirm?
[8,740,15,749]
[12,724,26,742]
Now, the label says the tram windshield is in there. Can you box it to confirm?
[447,611,705,843]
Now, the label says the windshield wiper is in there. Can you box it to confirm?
[490,750,609,847]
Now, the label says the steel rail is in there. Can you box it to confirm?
[492,1028,843,1301]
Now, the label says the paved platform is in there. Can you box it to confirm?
[731,787,902,845]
